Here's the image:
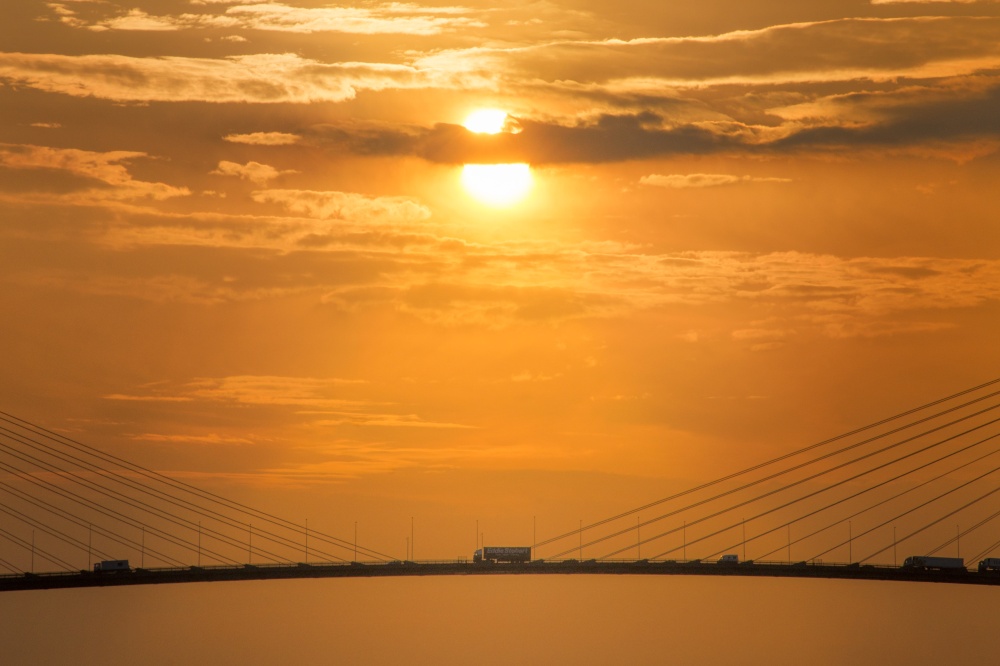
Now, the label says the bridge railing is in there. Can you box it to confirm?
[0,557,968,578]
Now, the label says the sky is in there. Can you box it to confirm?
[1,0,1000,563]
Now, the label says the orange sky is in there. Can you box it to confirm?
[1,0,1000,563]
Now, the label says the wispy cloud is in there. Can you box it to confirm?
[211,160,297,185]
[105,376,369,409]
[251,189,432,224]
[38,196,1000,334]
[0,143,190,201]
[130,433,257,445]
[0,52,434,104]
[104,376,479,456]
[52,2,485,35]
[313,413,477,428]
[640,174,791,188]
[223,132,300,146]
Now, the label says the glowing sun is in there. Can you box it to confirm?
[463,109,508,134]
[461,163,533,207]
[461,109,533,206]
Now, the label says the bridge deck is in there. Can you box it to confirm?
[2,560,996,592]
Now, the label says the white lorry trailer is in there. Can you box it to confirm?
[93,560,130,572]
[473,546,531,563]
[902,556,965,570]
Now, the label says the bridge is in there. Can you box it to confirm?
[3,377,1000,592]
[2,558,997,592]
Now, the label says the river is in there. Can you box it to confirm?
[2,575,995,664]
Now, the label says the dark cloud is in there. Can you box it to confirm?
[313,113,736,164]
[772,83,1000,150]
[314,81,1000,164]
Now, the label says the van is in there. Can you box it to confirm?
[717,554,739,564]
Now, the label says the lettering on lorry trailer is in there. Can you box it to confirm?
[473,546,531,563]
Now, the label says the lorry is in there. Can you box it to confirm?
[978,558,1000,572]
[902,556,965,570]
[473,546,531,564]
[93,559,130,572]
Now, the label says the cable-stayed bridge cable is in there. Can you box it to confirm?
[741,439,1000,563]
[535,378,1000,551]
[809,463,1000,562]
[0,411,392,562]
[557,405,1000,560]
[634,420,1000,561]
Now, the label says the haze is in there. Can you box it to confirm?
[1,0,999,662]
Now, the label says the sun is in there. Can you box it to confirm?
[460,109,533,206]
[461,163,533,207]
[463,109,508,134]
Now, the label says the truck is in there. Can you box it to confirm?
[902,556,965,571]
[93,559,130,572]
[978,558,1000,572]
[473,546,531,564]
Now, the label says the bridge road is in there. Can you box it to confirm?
[3,559,998,592]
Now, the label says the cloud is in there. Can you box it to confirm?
[640,173,791,188]
[6,16,1000,169]
[313,413,476,428]
[102,394,194,402]
[313,246,1000,331]
[510,371,560,382]
[57,2,485,35]
[0,143,190,201]
[415,17,1000,90]
[731,327,795,351]
[330,16,1000,163]
[223,132,300,146]
[252,189,432,224]
[318,79,1000,163]
[92,8,182,31]
[247,439,559,482]
[0,52,434,104]
[312,114,741,164]
[211,160,297,184]
[106,376,369,409]
[130,433,256,445]
[216,3,485,35]
[16,194,1000,332]
[104,376,477,448]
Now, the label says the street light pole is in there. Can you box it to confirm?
[637,516,641,560]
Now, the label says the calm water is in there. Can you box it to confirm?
[2,575,997,664]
